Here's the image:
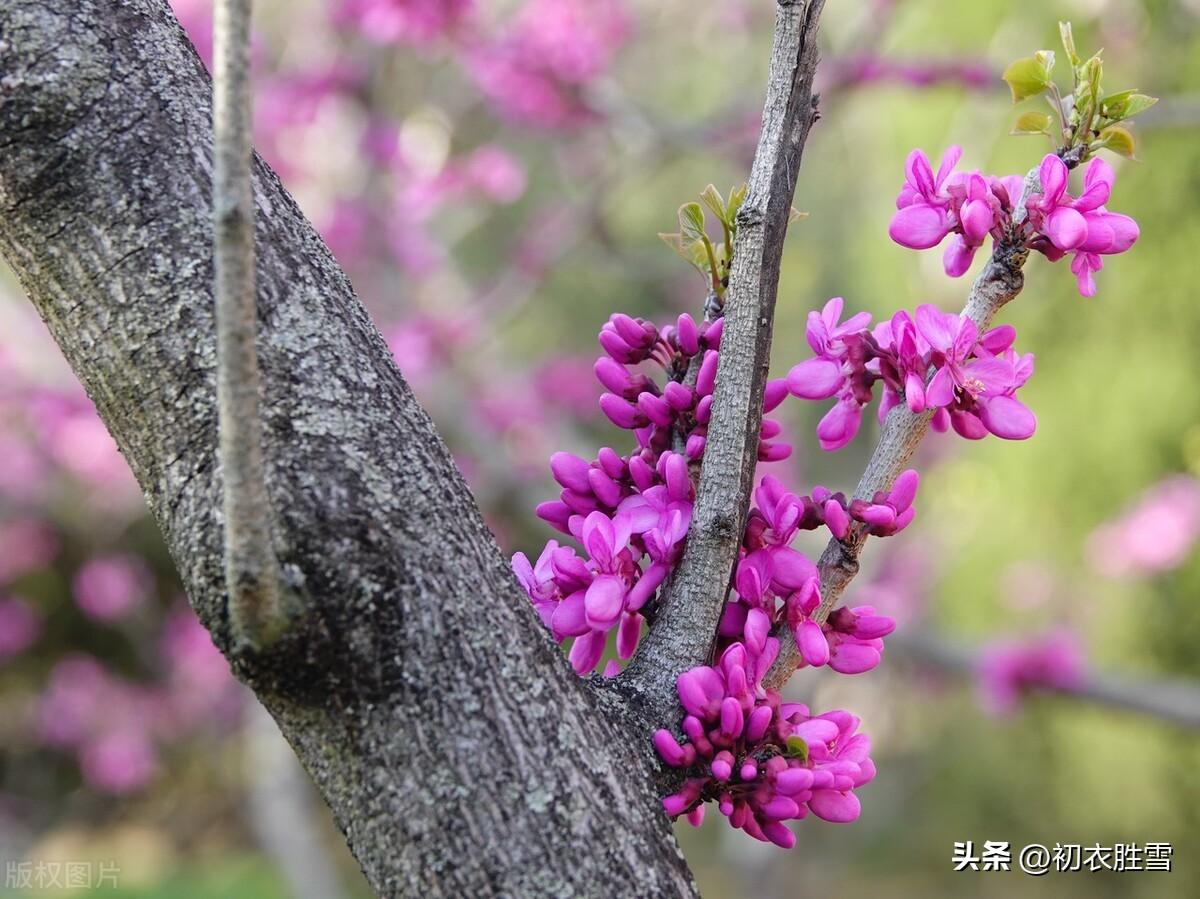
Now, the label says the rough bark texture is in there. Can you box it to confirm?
[0,2,696,896]
[618,0,827,730]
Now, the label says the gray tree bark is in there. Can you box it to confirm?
[0,2,696,895]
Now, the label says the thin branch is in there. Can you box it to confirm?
[617,0,827,724]
[764,176,1042,690]
[213,0,284,650]
[889,631,1200,731]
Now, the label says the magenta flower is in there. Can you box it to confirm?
[1086,475,1200,578]
[889,146,963,250]
[786,297,872,401]
[916,305,1036,440]
[942,172,999,276]
[1023,155,1139,296]
[657,643,876,845]
[872,310,930,415]
[80,731,158,795]
[977,631,1086,716]
[889,148,1138,294]
[815,391,864,452]
[848,469,920,537]
[73,555,152,622]
[1026,154,1090,252]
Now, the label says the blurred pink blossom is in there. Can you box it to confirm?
[0,597,41,663]
[73,555,152,622]
[80,732,158,794]
[466,0,629,128]
[158,605,243,730]
[335,0,473,45]
[464,145,528,204]
[27,390,138,494]
[977,631,1087,716]
[36,655,111,748]
[1086,475,1200,578]
[0,436,49,502]
[534,356,600,415]
[0,519,58,586]
[170,0,214,67]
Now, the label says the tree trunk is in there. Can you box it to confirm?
[0,2,696,895]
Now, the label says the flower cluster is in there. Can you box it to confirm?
[465,0,630,129]
[889,147,1138,297]
[514,311,791,674]
[788,297,1037,450]
[514,30,1147,840]
[654,642,876,846]
[716,475,906,677]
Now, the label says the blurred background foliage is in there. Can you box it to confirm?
[2,0,1199,896]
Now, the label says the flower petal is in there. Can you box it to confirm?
[978,395,1037,440]
[809,789,862,823]
[584,575,625,629]
[889,203,952,250]
[1045,206,1088,251]
[787,357,845,400]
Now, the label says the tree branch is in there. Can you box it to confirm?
[764,240,1029,690]
[213,0,285,650]
[760,157,1057,692]
[617,0,827,727]
[889,631,1200,730]
[0,2,696,895]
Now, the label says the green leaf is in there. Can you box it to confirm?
[700,185,727,227]
[1003,50,1055,102]
[1059,21,1080,66]
[1012,111,1054,135]
[1079,54,1103,102]
[784,736,809,763]
[1095,124,1136,158]
[678,202,706,243]
[1101,91,1158,121]
[726,183,748,227]
[658,231,690,264]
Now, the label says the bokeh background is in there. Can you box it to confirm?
[2,0,1199,896]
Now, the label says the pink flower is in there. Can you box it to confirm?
[890,149,1138,294]
[1023,155,1139,296]
[80,731,158,795]
[889,146,963,250]
[977,631,1087,716]
[1086,476,1200,578]
[73,555,152,622]
[464,145,527,204]
[657,643,876,845]
[848,469,920,537]
[0,597,41,662]
[916,305,1036,441]
[335,0,473,45]
[1026,154,1090,252]
[0,519,58,585]
[465,0,630,129]
[786,297,872,401]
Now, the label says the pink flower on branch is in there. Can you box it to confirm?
[656,642,876,846]
[889,147,1139,296]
